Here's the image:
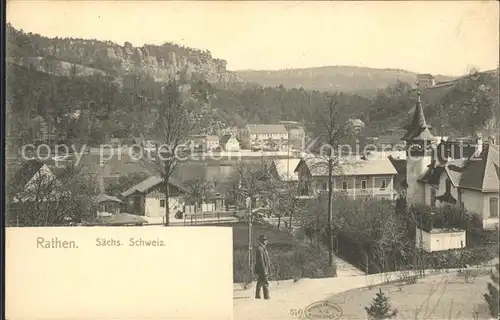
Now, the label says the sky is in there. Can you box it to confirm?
[6,1,500,76]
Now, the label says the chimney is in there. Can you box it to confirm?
[475,133,483,157]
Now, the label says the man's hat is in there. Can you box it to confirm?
[258,235,267,241]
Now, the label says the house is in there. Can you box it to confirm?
[205,135,220,150]
[417,73,436,88]
[402,87,499,230]
[11,159,57,202]
[219,134,240,152]
[270,158,301,183]
[121,176,190,219]
[242,124,289,149]
[95,194,123,216]
[294,155,398,201]
[279,121,306,149]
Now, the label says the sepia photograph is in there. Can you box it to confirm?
[4,1,500,319]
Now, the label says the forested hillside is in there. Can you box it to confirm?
[235,66,456,94]
[6,24,499,150]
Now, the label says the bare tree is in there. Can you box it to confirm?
[311,96,355,267]
[185,176,215,224]
[138,80,199,226]
[5,161,99,227]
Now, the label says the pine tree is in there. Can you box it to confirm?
[484,263,499,318]
[365,289,398,319]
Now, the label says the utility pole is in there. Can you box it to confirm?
[246,196,253,283]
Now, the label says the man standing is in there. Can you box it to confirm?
[254,234,271,299]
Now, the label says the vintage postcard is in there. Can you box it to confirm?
[5,1,500,319]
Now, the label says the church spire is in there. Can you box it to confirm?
[402,81,434,142]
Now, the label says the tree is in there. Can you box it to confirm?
[138,80,199,226]
[5,162,99,227]
[185,177,214,215]
[484,263,499,318]
[365,289,398,319]
[310,95,355,268]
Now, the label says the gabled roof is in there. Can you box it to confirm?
[121,176,189,197]
[95,194,123,204]
[388,157,406,175]
[205,135,219,142]
[419,142,499,192]
[459,143,499,191]
[246,124,288,135]
[13,159,47,189]
[296,156,397,177]
[219,134,237,145]
[272,159,301,181]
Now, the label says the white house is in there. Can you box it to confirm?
[121,176,190,219]
[219,134,240,152]
[402,88,499,230]
[294,155,398,200]
[242,124,289,149]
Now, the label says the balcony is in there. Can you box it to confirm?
[317,188,396,198]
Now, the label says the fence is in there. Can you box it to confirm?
[182,211,237,225]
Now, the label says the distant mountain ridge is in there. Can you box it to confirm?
[234,65,456,94]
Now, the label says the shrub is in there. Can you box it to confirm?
[423,245,498,270]
[365,289,398,319]
[233,244,336,283]
[484,264,499,318]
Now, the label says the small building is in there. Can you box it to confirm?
[121,176,190,219]
[95,194,123,216]
[219,134,240,152]
[205,135,220,150]
[415,227,466,252]
[417,73,436,88]
[11,159,57,202]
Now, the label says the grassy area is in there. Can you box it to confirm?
[205,221,297,248]
[327,270,494,319]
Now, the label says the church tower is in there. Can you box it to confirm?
[402,84,436,205]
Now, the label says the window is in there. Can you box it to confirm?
[342,181,348,190]
[160,200,166,208]
[430,188,437,207]
[322,181,328,191]
[489,197,499,217]
[106,204,114,213]
[361,180,367,190]
[445,179,451,194]
[380,179,387,190]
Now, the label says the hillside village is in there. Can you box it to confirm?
[5,22,500,319]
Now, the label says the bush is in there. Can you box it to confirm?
[484,264,499,318]
[233,244,336,283]
[423,245,498,270]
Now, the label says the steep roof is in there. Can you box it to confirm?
[296,156,397,177]
[402,90,435,142]
[459,143,499,191]
[418,142,499,192]
[219,134,236,146]
[121,176,189,197]
[13,159,46,189]
[247,124,288,135]
[272,159,301,181]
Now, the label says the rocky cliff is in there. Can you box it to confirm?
[7,24,242,84]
